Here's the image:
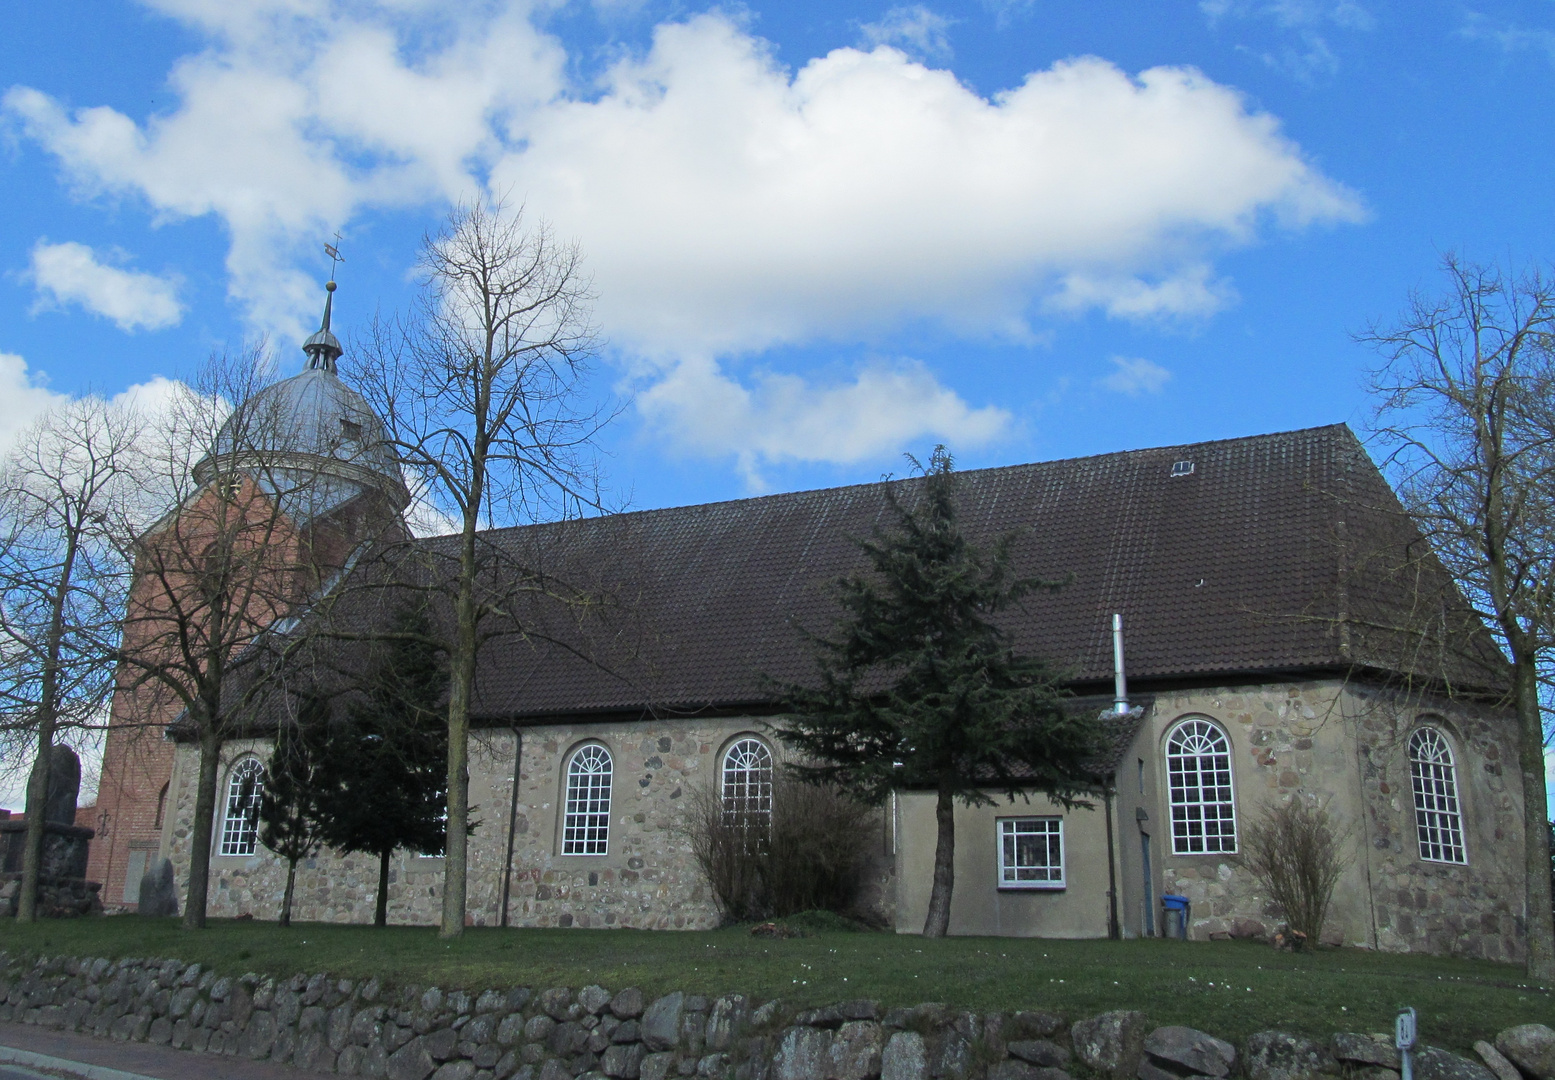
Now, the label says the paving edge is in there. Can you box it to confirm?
[0,1045,157,1080]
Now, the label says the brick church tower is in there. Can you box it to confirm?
[87,283,408,908]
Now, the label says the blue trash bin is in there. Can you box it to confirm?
[1162,894,1191,939]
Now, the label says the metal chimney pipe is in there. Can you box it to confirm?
[1112,613,1129,714]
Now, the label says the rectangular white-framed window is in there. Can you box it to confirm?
[998,816,1065,889]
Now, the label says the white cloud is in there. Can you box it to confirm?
[859,6,955,61]
[0,353,72,455]
[28,241,184,332]
[1201,0,1374,80]
[500,17,1363,357]
[637,355,1010,488]
[1100,356,1173,396]
[5,3,1364,467]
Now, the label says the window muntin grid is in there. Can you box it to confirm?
[998,817,1065,888]
[1166,718,1238,855]
[721,738,774,825]
[219,758,264,857]
[1409,727,1467,864]
[562,744,613,855]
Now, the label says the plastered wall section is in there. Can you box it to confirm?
[889,678,1523,959]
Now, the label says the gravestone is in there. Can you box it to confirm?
[44,745,82,826]
[138,858,179,917]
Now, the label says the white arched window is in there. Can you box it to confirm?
[1410,727,1467,864]
[562,744,613,855]
[722,738,774,824]
[219,758,264,857]
[1166,718,1238,854]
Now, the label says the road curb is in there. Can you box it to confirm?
[0,1044,158,1080]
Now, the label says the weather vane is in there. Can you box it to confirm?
[324,233,345,281]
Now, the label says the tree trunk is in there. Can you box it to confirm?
[441,507,479,939]
[280,857,297,928]
[1513,653,1554,981]
[18,529,78,922]
[922,782,956,938]
[16,733,54,922]
[376,848,392,928]
[182,728,222,930]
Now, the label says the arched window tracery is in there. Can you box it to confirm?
[1165,718,1238,854]
[1409,726,1467,864]
[721,738,774,826]
[219,758,264,857]
[562,744,613,855]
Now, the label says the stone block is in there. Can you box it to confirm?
[705,997,750,1052]
[241,1009,277,1058]
[882,1032,928,1080]
[1143,1026,1235,1077]
[339,1046,365,1075]
[580,986,613,1015]
[1331,1034,1399,1070]
[1416,1048,1496,1080]
[604,1042,648,1078]
[490,1014,523,1047]
[612,989,647,1020]
[388,1037,439,1080]
[771,1026,832,1080]
[540,988,574,1021]
[1473,1042,1521,1080]
[1243,1033,1339,1080]
[991,1066,1071,1080]
[828,1020,884,1080]
[643,993,686,1051]
[434,1063,479,1080]
[1497,1025,1555,1080]
[297,1030,338,1073]
[1009,1041,1070,1068]
[137,859,179,918]
[526,1015,556,1042]
[424,1026,460,1061]
[1072,1012,1148,1080]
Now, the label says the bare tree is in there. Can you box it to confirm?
[1239,794,1350,945]
[1361,254,1555,981]
[350,197,612,938]
[112,344,350,929]
[0,396,147,921]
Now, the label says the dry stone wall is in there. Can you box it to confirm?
[2,951,1550,1080]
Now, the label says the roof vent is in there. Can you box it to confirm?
[1170,460,1195,478]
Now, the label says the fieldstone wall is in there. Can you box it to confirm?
[1,951,1549,1080]
[166,719,893,933]
[1146,681,1525,962]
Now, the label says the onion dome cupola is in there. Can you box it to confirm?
[194,281,410,521]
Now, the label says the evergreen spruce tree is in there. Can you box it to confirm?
[321,606,452,927]
[258,692,333,927]
[778,448,1103,938]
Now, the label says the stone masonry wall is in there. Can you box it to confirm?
[164,718,892,931]
[1147,680,1524,963]
[1,950,1547,1080]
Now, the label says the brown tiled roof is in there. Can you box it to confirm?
[423,423,1505,723]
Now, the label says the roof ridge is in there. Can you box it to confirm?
[442,423,1355,545]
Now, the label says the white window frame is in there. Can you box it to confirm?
[218,757,264,857]
[562,744,613,855]
[1166,718,1239,855]
[997,816,1065,889]
[721,737,774,825]
[1409,726,1468,865]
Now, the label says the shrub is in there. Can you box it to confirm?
[1239,795,1351,943]
[685,774,877,922]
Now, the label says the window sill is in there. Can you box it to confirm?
[997,883,1066,891]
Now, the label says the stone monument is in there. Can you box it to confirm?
[0,745,104,917]
[137,857,179,917]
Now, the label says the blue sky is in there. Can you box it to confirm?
[4,0,1553,509]
[3,1,1555,803]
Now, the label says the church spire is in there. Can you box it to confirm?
[302,279,343,372]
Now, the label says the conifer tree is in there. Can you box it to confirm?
[778,448,1103,938]
[321,606,452,927]
[258,692,332,927]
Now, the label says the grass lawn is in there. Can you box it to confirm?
[1,918,1548,1053]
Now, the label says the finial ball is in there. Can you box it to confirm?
[326,280,337,292]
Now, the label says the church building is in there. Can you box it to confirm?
[96,288,1529,962]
